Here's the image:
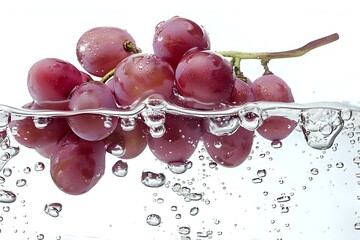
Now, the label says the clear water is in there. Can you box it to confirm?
[1,100,360,239]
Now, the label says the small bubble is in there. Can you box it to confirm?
[171,206,177,211]
[214,219,220,225]
[146,214,161,226]
[190,207,199,216]
[354,222,360,230]
[175,213,182,219]
[104,116,113,129]
[0,190,16,203]
[277,195,291,203]
[3,206,10,212]
[178,226,191,235]
[214,141,222,148]
[141,170,166,188]
[257,169,267,178]
[16,179,27,187]
[263,191,268,196]
[156,198,164,204]
[37,233,45,240]
[336,162,344,168]
[112,160,128,177]
[44,203,62,218]
[23,167,31,174]
[310,168,319,175]
[0,176,5,184]
[2,168,12,177]
[252,178,263,184]
[271,140,282,149]
[34,162,45,171]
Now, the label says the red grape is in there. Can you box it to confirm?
[9,102,71,149]
[113,53,175,107]
[175,50,234,108]
[50,132,106,195]
[147,114,202,164]
[202,126,254,167]
[27,58,83,103]
[76,27,137,77]
[153,16,210,70]
[67,81,118,141]
[251,74,297,141]
[105,117,147,159]
[228,78,255,105]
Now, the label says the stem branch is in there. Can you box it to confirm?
[218,33,339,60]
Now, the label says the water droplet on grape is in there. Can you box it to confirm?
[238,104,263,131]
[107,142,125,157]
[103,116,113,129]
[271,140,283,149]
[120,117,136,131]
[205,116,240,136]
[141,170,166,188]
[149,125,166,138]
[146,213,161,226]
[33,117,49,129]
[0,189,16,203]
[44,203,62,217]
[112,160,128,177]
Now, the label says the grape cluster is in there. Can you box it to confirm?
[10,16,296,195]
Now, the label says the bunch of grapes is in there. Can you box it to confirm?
[9,16,304,195]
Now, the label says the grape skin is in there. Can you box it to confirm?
[202,126,254,167]
[175,50,234,107]
[67,81,118,141]
[251,74,297,141]
[50,133,106,195]
[153,16,210,70]
[147,114,202,164]
[113,53,176,107]
[76,26,137,77]
[27,58,83,103]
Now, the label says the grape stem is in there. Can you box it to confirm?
[218,33,339,78]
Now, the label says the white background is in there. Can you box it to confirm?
[0,0,359,105]
[0,1,360,240]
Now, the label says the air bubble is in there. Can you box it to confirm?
[178,226,191,235]
[310,168,319,175]
[112,160,128,177]
[257,169,267,178]
[146,213,161,226]
[120,117,136,131]
[271,140,282,149]
[34,162,45,171]
[107,143,125,157]
[2,168,12,177]
[103,116,113,129]
[16,179,27,187]
[277,195,291,203]
[33,117,49,129]
[354,222,360,230]
[168,161,192,174]
[238,104,263,131]
[0,189,17,203]
[37,233,45,240]
[205,116,240,136]
[149,125,166,138]
[190,207,199,216]
[252,178,263,184]
[300,109,343,150]
[141,170,166,188]
[44,203,62,218]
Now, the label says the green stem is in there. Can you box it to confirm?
[218,33,339,60]
[100,40,141,83]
